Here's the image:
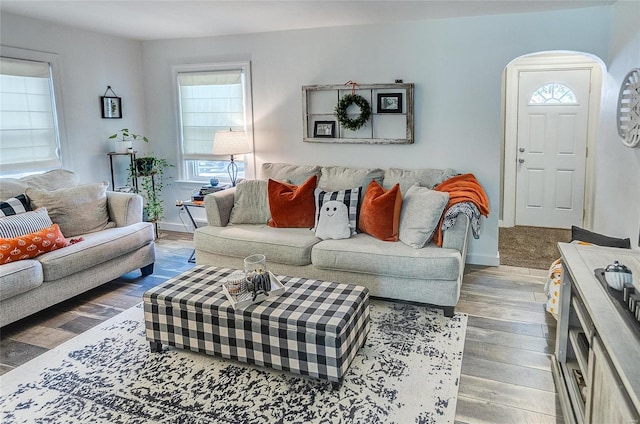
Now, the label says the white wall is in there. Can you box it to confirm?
[141,6,611,265]
[1,6,621,264]
[0,12,146,185]
[594,0,640,250]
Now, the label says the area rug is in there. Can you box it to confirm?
[1,301,467,424]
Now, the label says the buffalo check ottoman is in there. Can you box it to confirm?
[143,265,370,383]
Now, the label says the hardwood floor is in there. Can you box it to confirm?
[0,231,562,423]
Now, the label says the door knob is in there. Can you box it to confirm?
[519,147,525,153]
[518,158,525,163]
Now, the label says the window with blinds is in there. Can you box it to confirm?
[0,55,62,176]
[176,62,252,183]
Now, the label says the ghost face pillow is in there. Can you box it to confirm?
[314,200,351,240]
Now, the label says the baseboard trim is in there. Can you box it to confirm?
[157,222,192,233]
[466,252,500,267]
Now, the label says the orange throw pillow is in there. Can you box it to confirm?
[359,181,402,241]
[0,224,70,264]
[268,175,318,228]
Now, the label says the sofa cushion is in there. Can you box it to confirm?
[383,168,458,195]
[314,187,360,235]
[26,182,115,237]
[20,169,79,190]
[0,260,43,301]
[312,233,462,281]
[229,180,271,225]
[0,169,79,200]
[0,208,53,238]
[0,224,70,264]
[399,184,450,248]
[267,176,317,228]
[37,222,154,281]
[0,180,29,201]
[318,166,384,191]
[358,181,402,242]
[260,163,321,186]
[0,194,30,217]
[194,224,319,266]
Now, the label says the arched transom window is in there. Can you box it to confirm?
[529,83,578,105]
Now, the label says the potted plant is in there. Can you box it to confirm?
[109,128,149,153]
[128,154,173,223]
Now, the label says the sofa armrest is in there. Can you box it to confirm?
[442,213,470,256]
[204,188,236,227]
[106,191,143,227]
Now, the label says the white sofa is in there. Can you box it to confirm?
[0,170,156,327]
[194,163,472,316]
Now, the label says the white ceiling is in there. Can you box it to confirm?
[0,0,616,41]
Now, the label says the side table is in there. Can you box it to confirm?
[176,200,204,263]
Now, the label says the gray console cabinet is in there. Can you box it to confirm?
[554,243,640,424]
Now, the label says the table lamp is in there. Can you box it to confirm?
[212,129,251,186]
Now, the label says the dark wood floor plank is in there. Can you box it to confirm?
[461,355,556,392]
[465,325,554,354]
[456,298,552,325]
[461,291,549,314]
[456,395,564,424]
[466,314,550,338]
[464,339,552,371]
[458,374,563,417]
[461,283,538,303]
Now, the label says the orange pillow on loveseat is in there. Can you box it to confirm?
[358,181,402,241]
[267,175,317,228]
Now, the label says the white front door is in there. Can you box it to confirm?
[515,69,591,229]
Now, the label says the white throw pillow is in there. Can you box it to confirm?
[399,184,449,248]
[314,187,360,235]
[315,200,351,240]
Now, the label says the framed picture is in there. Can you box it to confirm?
[313,121,336,138]
[377,93,403,113]
[101,96,122,119]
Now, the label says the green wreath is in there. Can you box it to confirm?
[334,94,371,131]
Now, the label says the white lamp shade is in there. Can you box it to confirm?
[212,130,251,156]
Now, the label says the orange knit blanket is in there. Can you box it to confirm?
[432,173,490,247]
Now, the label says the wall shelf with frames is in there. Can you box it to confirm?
[302,83,414,144]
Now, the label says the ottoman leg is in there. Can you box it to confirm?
[331,380,342,391]
[150,341,163,352]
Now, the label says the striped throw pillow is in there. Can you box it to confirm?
[0,208,53,238]
[0,194,30,217]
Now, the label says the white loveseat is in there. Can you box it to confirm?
[0,170,156,327]
[194,163,472,316]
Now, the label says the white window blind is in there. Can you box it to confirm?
[0,56,61,173]
[178,69,246,160]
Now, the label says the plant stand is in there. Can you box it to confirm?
[107,151,138,192]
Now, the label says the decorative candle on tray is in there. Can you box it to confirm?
[223,271,247,295]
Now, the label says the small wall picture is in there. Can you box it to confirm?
[377,93,403,113]
[101,96,122,119]
[313,121,336,138]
